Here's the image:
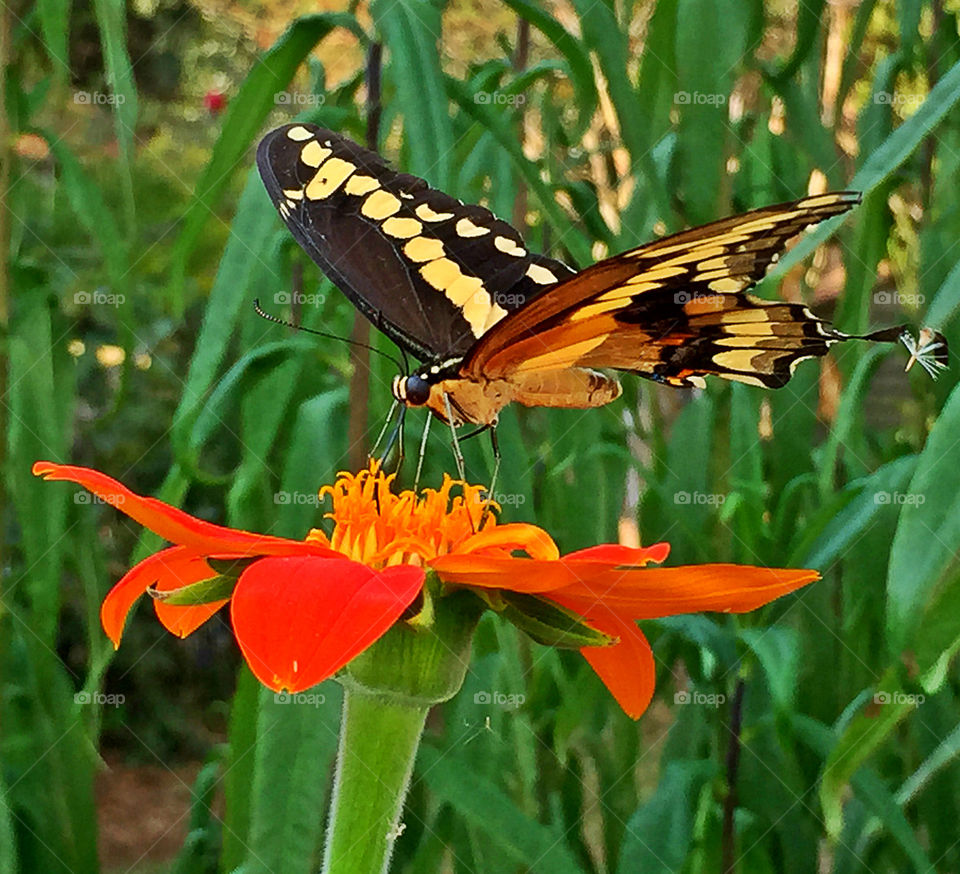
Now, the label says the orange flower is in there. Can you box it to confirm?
[34,460,817,718]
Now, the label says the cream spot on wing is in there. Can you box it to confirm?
[305,157,356,200]
[283,188,304,200]
[712,349,762,371]
[286,126,314,142]
[462,291,498,337]
[526,264,558,285]
[344,175,379,196]
[568,301,619,322]
[494,235,526,256]
[444,274,484,305]
[708,277,746,293]
[300,140,333,168]
[481,302,509,332]
[361,190,402,220]
[420,258,463,291]
[381,217,422,238]
[456,218,489,237]
[278,202,290,219]
[416,204,454,221]
[404,237,445,262]
[513,337,607,373]
[687,376,707,389]
[626,266,686,283]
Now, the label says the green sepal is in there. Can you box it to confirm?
[207,556,258,577]
[147,574,238,606]
[499,591,616,649]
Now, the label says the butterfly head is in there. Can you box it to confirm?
[392,372,433,407]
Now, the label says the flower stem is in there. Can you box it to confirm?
[322,688,428,874]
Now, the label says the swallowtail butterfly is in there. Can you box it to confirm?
[257,123,947,428]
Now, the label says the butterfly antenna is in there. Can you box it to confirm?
[253,299,405,373]
[414,413,431,491]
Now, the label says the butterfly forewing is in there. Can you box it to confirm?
[463,192,862,388]
[257,123,574,361]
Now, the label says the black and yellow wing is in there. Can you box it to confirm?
[257,123,573,362]
[462,192,899,389]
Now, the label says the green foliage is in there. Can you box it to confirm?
[4,1,960,872]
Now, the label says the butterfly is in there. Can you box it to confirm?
[257,123,947,431]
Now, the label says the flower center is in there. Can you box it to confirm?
[306,463,496,568]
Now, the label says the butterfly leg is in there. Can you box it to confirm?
[441,391,466,480]
[414,412,432,491]
[371,400,401,460]
[479,427,501,528]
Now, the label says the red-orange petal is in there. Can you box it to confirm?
[562,542,670,565]
[231,556,424,692]
[101,547,223,646]
[575,608,656,720]
[458,523,560,560]
[550,564,819,618]
[33,461,335,557]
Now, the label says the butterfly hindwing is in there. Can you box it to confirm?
[257,123,574,361]
[463,193,861,388]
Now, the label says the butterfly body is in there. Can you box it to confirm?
[257,123,947,428]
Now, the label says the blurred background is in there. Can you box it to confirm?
[3,0,960,871]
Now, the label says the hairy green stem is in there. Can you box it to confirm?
[322,689,428,874]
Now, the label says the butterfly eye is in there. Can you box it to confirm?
[403,374,432,406]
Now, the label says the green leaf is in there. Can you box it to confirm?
[241,682,342,874]
[775,57,960,276]
[819,667,915,840]
[169,13,361,311]
[37,0,70,77]
[91,0,138,225]
[373,0,454,185]
[499,0,598,136]
[615,760,717,874]
[923,254,960,332]
[741,627,799,712]
[887,382,960,653]
[418,743,587,872]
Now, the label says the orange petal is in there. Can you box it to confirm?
[429,555,574,593]
[576,608,656,720]
[101,547,223,647]
[458,523,559,560]
[563,542,670,565]
[231,556,424,693]
[33,461,335,556]
[550,564,819,618]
